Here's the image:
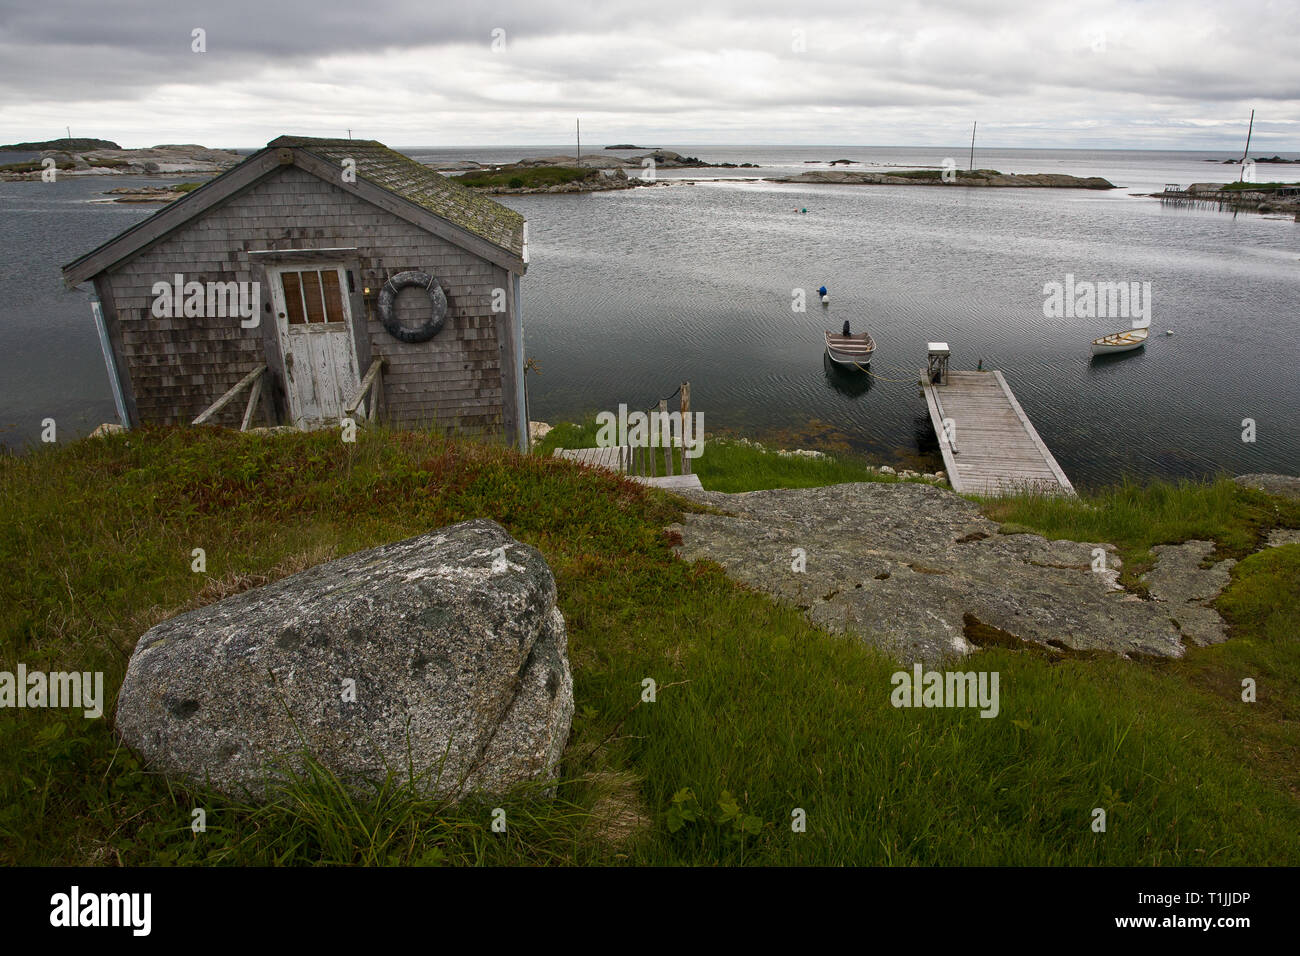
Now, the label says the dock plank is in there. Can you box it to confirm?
[555,446,704,492]
[631,473,704,492]
[921,369,1075,497]
[554,446,629,475]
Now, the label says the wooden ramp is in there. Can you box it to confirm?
[554,446,627,472]
[921,370,1075,497]
[553,447,703,491]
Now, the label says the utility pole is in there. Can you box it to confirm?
[66,126,71,140]
[1239,109,1254,182]
[968,121,977,173]
[576,118,581,166]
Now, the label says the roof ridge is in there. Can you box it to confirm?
[62,135,526,285]
[283,138,524,260]
[268,135,384,148]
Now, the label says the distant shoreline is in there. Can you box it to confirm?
[0,143,239,182]
[773,168,1117,189]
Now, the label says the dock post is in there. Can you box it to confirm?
[659,399,673,476]
[680,382,691,475]
[926,342,950,385]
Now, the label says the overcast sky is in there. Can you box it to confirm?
[1,0,1296,151]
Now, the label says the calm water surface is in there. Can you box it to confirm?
[2,147,1297,489]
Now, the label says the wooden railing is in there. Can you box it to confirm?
[344,358,385,422]
[627,382,693,478]
[192,364,267,430]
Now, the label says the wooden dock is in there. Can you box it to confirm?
[554,446,627,472]
[553,447,703,491]
[552,381,704,492]
[921,369,1075,497]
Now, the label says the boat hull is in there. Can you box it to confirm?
[1091,327,1149,356]
[824,331,876,368]
[1090,341,1145,356]
[826,347,873,366]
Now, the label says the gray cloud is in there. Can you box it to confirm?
[0,0,1295,149]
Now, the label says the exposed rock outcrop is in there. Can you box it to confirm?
[1,143,240,180]
[99,184,196,204]
[1140,541,1234,646]
[669,481,1237,662]
[1234,473,1300,500]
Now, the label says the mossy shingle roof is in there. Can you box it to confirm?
[269,136,524,260]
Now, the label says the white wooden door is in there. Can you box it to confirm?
[269,265,361,428]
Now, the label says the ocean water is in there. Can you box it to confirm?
[2,147,1297,489]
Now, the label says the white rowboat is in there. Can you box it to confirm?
[1091,326,1149,356]
[825,330,876,367]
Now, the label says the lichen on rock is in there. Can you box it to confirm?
[115,519,573,802]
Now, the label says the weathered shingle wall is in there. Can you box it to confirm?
[103,165,507,435]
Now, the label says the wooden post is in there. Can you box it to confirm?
[659,399,673,476]
[240,371,264,431]
[680,382,691,475]
[193,364,268,425]
[344,358,385,422]
[648,406,657,478]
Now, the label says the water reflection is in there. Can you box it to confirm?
[1087,346,1149,369]
[822,352,872,396]
[912,413,940,455]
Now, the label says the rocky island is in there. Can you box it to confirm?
[1208,155,1300,164]
[0,136,121,152]
[97,183,203,203]
[775,167,1116,189]
[1154,181,1300,217]
[0,142,242,181]
[439,149,759,193]
[450,160,659,194]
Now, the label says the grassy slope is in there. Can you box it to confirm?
[1,427,1297,865]
[536,419,911,492]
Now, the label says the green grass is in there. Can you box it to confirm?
[1220,180,1300,192]
[1,427,1297,865]
[886,168,1002,180]
[534,418,918,492]
[980,476,1300,588]
[0,160,76,173]
[455,165,598,189]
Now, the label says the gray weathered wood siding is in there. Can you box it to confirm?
[100,164,510,436]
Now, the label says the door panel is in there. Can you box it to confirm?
[271,265,361,428]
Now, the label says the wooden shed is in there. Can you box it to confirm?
[62,135,529,448]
